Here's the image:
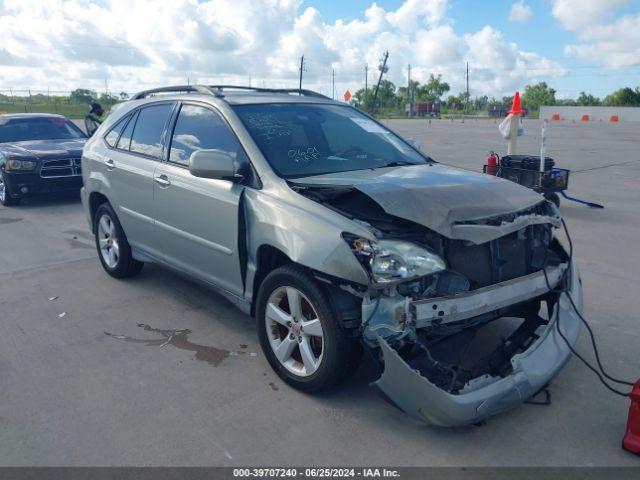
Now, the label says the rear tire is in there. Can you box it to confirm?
[93,202,143,278]
[256,264,358,392]
[0,172,20,206]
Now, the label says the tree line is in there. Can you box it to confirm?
[0,89,129,107]
[350,77,640,116]
[2,82,639,118]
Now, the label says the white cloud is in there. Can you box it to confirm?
[0,0,566,98]
[551,0,640,67]
[551,0,628,31]
[509,1,532,22]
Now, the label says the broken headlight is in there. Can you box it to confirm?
[344,235,446,285]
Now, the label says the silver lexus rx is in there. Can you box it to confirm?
[81,85,582,426]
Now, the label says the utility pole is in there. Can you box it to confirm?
[298,55,305,93]
[465,62,470,112]
[364,64,368,110]
[371,51,389,114]
[332,68,335,100]
[407,63,412,118]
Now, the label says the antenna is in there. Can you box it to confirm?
[298,55,306,93]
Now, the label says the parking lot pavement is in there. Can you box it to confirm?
[1,119,639,466]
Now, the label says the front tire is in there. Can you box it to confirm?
[256,265,357,392]
[94,203,143,278]
[0,172,20,206]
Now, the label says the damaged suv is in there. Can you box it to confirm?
[81,85,582,426]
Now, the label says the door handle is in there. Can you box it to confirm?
[154,174,171,187]
[105,158,115,170]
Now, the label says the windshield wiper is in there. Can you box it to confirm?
[377,161,418,169]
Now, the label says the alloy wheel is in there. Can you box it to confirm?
[0,175,5,203]
[97,214,120,268]
[265,286,325,377]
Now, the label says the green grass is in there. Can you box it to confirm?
[0,103,88,118]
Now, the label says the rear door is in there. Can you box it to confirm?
[153,102,246,296]
[104,102,175,257]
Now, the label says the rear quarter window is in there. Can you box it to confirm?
[104,114,130,147]
[116,111,138,151]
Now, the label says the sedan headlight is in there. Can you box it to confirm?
[5,159,37,171]
[344,235,446,285]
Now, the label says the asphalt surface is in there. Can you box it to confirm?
[1,118,639,466]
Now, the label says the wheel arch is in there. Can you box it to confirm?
[88,191,111,230]
[250,244,292,316]
[250,244,362,336]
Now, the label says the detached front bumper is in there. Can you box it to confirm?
[3,171,82,198]
[373,261,582,427]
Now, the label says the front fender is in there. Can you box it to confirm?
[243,188,371,290]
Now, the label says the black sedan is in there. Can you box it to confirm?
[0,114,87,206]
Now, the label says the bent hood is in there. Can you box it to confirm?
[292,163,555,243]
[0,139,86,161]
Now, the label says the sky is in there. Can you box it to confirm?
[0,0,638,100]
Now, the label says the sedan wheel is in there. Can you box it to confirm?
[265,286,325,377]
[0,173,19,206]
[97,213,120,269]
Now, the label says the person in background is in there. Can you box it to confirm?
[84,102,104,136]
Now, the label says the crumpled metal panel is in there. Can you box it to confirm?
[292,163,550,243]
[372,261,582,427]
[242,186,372,297]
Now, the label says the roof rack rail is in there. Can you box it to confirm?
[207,85,330,99]
[130,84,331,101]
[130,85,221,100]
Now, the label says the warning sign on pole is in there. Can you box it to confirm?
[344,90,351,102]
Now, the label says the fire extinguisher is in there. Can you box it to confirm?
[623,380,640,455]
[486,151,499,176]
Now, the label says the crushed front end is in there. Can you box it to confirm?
[296,182,583,426]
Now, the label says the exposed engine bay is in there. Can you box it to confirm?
[293,181,577,425]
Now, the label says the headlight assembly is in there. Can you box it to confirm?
[5,159,37,171]
[344,235,446,285]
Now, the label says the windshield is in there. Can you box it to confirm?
[0,117,87,143]
[232,103,430,178]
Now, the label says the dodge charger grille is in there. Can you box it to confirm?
[40,158,82,178]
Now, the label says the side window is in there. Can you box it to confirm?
[104,114,130,147]
[169,104,245,167]
[129,103,174,159]
[116,111,138,151]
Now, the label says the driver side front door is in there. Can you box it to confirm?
[153,103,247,297]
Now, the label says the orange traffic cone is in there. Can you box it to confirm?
[508,91,525,115]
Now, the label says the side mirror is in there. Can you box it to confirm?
[408,138,421,151]
[189,149,239,181]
